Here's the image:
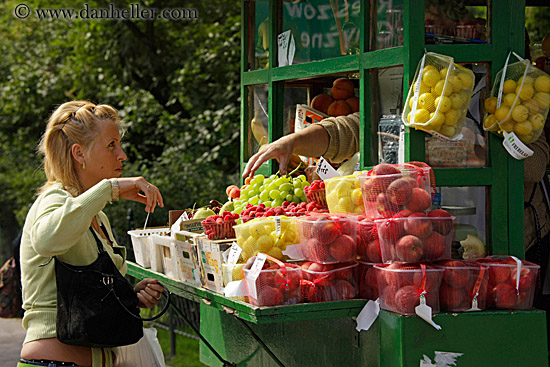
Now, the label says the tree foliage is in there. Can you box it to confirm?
[0,0,241,259]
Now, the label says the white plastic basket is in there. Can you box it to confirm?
[149,234,177,279]
[127,227,170,268]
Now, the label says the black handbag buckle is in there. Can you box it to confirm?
[101,276,114,286]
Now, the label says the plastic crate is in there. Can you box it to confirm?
[243,260,302,306]
[173,230,203,286]
[149,234,177,279]
[127,227,170,268]
[300,262,358,302]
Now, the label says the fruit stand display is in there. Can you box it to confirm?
[126,1,550,366]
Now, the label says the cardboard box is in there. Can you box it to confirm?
[149,234,177,279]
[169,210,205,233]
[197,237,234,293]
[173,230,204,286]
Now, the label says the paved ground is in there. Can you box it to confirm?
[0,318,25,366]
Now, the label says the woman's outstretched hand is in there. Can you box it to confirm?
[118,177,164,213]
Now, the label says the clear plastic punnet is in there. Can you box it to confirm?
[374,263,444,316]
[295,213,358,264]
[483,52,550,144]
[475,255,540,310]
[358,163,434,219]
[324,172,366,215]
[233,216,298,262]
[403,52,475,139]
[374,210,456,263]
[242,254,302,307]
[357,261,379,300]
[300,262,359,303]
[433,260,490,312]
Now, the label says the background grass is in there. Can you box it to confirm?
[154,325,207,367]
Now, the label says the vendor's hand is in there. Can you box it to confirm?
[118,177,164,213]
[242,135,295,178]
[135,278,164,308]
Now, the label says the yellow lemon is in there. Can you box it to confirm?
[518,75,535,85]
[499,119,515,132]
[418,82,432,95]
[511,105,529,122]
[502,93,518,108]
[517,132,534,143]
[409,96,415,109]
[457,72,473,90]
[516,84,535,101]
[423,65,438,74]
[523,98,541,114]
[439,124,456,137]
[495,105,511,122]
[444,109,460,125]
[484,97,498,114]
[429,111,446,127]
[530,113,545,130]
[351,188,363,207]
[534,75,550,93]
[267,246,283,260]
[533,92,550,109]
[439,67,449,80]
[418,93,436,111]
[502,79,517,94]
[435,96,452,113]
[448,75,463,92]
[422,69,441,88]
[449,93,464,109]
[407,111,412,123]
[433,79,452,96]
[484,114,499,131]
[515,121,533,136]
[414,108,431,124]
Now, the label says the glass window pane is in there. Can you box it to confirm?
[371,1,403,50]
[439,187,487,259]
[373,66,404,164]
[281,0,362,65]
[247,85,270,159]
[247,0,270,70]
[425,1,488,44]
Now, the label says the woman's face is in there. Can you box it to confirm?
[82,119,127,186]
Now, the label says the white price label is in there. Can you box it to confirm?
[182,211,190,221]
[249,253,267,280]
[227,242,242,265]
[316,156,341,180]
[275,216,282,237]
[415,294,442,330]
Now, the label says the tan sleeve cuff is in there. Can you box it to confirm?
[318,112,360,163]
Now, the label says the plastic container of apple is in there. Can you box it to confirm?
[357,261,379,300]
[358,163,433,219]
[433,260,490,312]
[374,208,456,263]
[242,255,302,307]
[295,213,358,264]
[300,261,359,302]
[374,263,444,316]
[475,255,540,310]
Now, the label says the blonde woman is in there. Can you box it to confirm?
[19,101,164,367]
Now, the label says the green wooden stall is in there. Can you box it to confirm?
[128,1,550,366]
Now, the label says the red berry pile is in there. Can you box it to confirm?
[240,202,327,222]
[284,201,327,216]
[202,212,239,240]
[304,180,327,207]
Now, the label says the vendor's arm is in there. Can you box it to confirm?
[242,112,360,177]
[30,179,112,257]
[524,134,550,184]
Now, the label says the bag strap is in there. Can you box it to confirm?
[110,281,172,322]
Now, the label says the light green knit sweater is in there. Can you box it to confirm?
[20,179,126,367]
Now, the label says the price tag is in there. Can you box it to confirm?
[355,298,380,332]
[316,156,341,180]
[227,242,242,265]
[275,216,282,237]
[415,293,442,330]
[278,30,292,67]
[182,211,190,221]
[511,255,523,295]
[245,253,267,299]
[502,131,534,160]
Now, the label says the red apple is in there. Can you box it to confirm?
[441,260,469,288]
[386,177,413,206]
[428,209,454,235]
[404,213,433,239]
[493,282,518,309]
[329,234,356,262]
[439,282,468,310]
[311,217,339,244]
[423,231,446,260]
[488,263,512,284]
[405,188,431,212]
[394,285,420,314]
[377,217,404,244]
[396,235,424,262]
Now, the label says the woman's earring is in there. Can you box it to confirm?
[82,162,86,170]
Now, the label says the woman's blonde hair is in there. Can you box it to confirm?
[38,101,121,196]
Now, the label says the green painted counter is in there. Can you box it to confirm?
[127,262,549,367]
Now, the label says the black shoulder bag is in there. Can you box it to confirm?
[54,227,170,348]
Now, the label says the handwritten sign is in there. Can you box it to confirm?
[316,156,340,180]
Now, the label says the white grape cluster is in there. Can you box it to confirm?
[233,174,310,214]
